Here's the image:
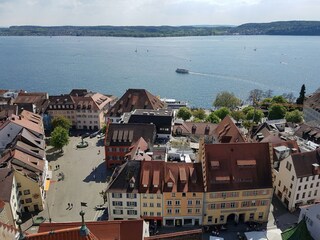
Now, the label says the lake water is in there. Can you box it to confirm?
[0,36,319,108]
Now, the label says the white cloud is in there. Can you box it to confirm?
[0,0,319,26]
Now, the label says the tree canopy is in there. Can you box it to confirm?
[268,104,287,120]
[285,110,303,123]
[177,107,192,121]
[50,126,70,152]
[214,107,231,120]
[192,108,207,120]
[246,109,264,123]
[271,95,288,104]
[231,110,245,123]
[51,116,72,130]
[206,112,220,123]
[213,91,241,110]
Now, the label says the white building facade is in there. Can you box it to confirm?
[299,204,320,240]
[107,192,141,220]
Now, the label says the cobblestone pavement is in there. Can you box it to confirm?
[23,136,111,232]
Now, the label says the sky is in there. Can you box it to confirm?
[0,0,319,26]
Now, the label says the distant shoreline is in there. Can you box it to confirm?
[1,21,320,37]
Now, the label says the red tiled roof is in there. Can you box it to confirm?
[106,123,156,147]
[214,115,246,143]
[291,148,320,178]
[139,160,165,194]
[126,137,151,161]
[106,89,166,117]
[163,162,204,193]
[11,150,44,174]
[37,220,144,240]
[8,110,44,135]
[73,92,112,111]
[25,226,98,240]
[173,122,217,136]
[204,142,272,192]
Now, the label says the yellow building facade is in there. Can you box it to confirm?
[203,189,273,225]
[14,170,44,212]
[140,193,163,224]
[163,192,203,226]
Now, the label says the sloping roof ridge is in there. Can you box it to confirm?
[144,89,163,109]
[107,162,129,190]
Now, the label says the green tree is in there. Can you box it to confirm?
[51,116,72,130]
[192,108,206,120]
[213,91,241,110]
[260,98,272,109]
[231,110,245,123]
[206,112,220,123]
[193,118,203,123]
[177,107,192,121]
[246,109,264,123]
[271,95,288,104]
[214,107,231,120]
[296,84,306,105]
[242,106,255,115]
[268,104,287,120]
[285,110,303,123]
[101,124,107,134]
[50,126,70,152]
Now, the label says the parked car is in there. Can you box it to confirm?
[82,133,90,139]
[90,131,100,138]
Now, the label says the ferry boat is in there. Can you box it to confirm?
[175,68,189,74]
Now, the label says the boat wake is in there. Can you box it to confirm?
[188,71,269,88]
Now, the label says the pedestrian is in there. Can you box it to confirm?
[68,203,70,208]
[71,203,73,209]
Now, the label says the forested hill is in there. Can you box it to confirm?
[231,21,320,35]
[1,21,320,37]
[0,25,229,37]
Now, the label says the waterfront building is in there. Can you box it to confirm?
[47,94,76,129]
[105,89,166,123]
[13,92,49,115]
[200,141,273,225]
[127,109,173,139]
[47,89,114,130]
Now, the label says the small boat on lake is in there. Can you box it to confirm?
[176,68,189,74]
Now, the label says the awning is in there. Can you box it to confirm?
[44,179,51,191]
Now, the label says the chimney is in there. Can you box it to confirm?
[312,163,320,175]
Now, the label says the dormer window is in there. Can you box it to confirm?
[167,182,173,188]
